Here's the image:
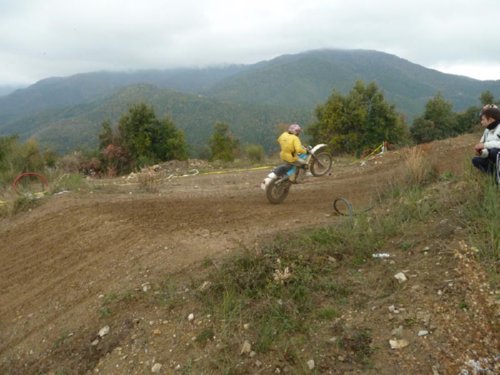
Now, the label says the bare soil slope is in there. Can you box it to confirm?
[0,134,497,374]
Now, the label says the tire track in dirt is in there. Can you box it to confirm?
[1,217,109,285]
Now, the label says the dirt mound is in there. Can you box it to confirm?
[1,133,497,374]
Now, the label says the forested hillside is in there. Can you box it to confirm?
[0,66,247,124]
[205,49,500,116]
[1,49,499,154]
[8,85,312,154]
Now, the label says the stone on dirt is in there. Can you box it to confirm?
[394,272,408,283]
[389,339,409,349]
[151,363,162,373]
[98,325,110,337]
[198,281,212,291]
[307,359,315,370]
[240,340,252,355]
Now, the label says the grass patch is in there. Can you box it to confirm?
[195,327,215,346]
[98,291,136,318]
[50,173,89,193]
[338,328,373,363]
[0,171,91,217]
[459,176,499,286]
[99,306,112,318]
[195,229,380,362]
[154,279,182,310]
[53,331,73,349]
[11,194,46,214]
[459,300,469,311]
[315,306,339,320]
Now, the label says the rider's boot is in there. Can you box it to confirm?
[301,165,313,177]
[289,172,299,184]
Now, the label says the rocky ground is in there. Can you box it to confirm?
[0,134,498,374]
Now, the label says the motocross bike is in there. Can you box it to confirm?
[262,144,332,204]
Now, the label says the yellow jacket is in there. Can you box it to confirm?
[278,132,306,163]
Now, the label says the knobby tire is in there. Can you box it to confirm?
[266,179,291,204]
[310,152,332,177]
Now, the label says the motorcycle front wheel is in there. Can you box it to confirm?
[266,178,292,204]
[310,152,332,176]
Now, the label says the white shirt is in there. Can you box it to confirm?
[480,122,500,149]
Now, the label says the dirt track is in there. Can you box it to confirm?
[0,135,484,373]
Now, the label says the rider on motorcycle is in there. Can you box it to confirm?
[261,124,308,190]
[277,124,308,180]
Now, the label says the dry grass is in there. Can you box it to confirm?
[401,144,438,186]
[135,166,168,192]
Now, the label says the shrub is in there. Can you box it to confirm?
[245,144,265,163]
[209,122,240,162]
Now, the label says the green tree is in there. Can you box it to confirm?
[456,106,481,133]
[308,81,408,155]
[480,91,494,106]
[118,103,158,165]
[208,122,240,162]
[410,93,458,144]
[149,116,189,162]
[107,103,188,171]
[98,120,114,151]
[118,103,188,164]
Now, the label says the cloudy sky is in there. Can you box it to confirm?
[1,0,499,86]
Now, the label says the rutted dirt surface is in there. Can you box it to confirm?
[0,134,498,374]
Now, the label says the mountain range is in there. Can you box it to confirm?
[1,49,499,155]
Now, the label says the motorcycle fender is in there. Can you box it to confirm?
[310,144,328,155]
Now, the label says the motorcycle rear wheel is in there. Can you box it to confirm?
[310,152,332,176]
[266,178,291,204]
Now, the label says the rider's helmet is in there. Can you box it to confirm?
[288,123,302,135]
